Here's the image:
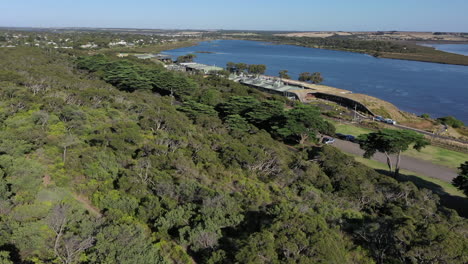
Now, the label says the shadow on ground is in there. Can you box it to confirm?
[375,169,468,218]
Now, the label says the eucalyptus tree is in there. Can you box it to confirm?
[358,129,429,176]
[278,70,291,79]
[452,161,468,195]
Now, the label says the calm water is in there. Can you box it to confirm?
[164,40,468,123]
[423,44,468,56]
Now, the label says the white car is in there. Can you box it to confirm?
[385,119,397,125]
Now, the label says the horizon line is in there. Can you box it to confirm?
[0,26,467,34]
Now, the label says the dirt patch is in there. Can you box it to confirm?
[73,193,102,217]
[400,120,437,130]
[444,126,465,139]
[43,174,52,187]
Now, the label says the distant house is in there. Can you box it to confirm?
[80,43,98,49]
[238,77,303,100]
[133,53,173,63]
[154,54,173,63]
[165,64,186,71]
[134,54,154,60]
[109,40,128,47]
[179,63,223,75]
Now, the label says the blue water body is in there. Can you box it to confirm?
[164,40,468,123]
[422,44,468,56]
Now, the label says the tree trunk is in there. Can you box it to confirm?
[63,146,67,164]
[384,151,393,174]
[53,218,66,264]
[299,134,308,145]
[394,150,401,177]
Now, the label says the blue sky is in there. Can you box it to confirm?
[1,0,467,32]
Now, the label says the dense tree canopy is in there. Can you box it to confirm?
[275,104,335,144]
[0,46,466,264]
[77,55,197,98]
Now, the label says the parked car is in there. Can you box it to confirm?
[335,133,346,139]
[374,116,385,122]
[323,137,335,144]
[335,133,356,142]
[385,119,397,125]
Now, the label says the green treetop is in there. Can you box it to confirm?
[278,70,291,79]
[452,161,468,196]
[275,104,334,144]
[358,129,429,176]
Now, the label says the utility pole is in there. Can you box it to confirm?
[353,104,357,123]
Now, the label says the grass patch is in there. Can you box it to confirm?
[456,127,468,137]
[329,120,373,136]
[403,145,468,170]
[352,155,465,197]
[36,187,71,203]
[371,106,391,118]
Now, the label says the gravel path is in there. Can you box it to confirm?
[332,139,458,182]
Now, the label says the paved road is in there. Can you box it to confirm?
[332,139,458,182]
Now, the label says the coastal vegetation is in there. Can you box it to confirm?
[177,53,197,63]
[278,70,291,79]
[234,34,468,66]
[437,116,465,128]
[226,62,267,76]
[298,72,324,84]
[0,44,467,264]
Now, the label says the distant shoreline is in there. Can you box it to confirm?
[222,37,468,66]
[418,43,468,57]
[162,39,468,127]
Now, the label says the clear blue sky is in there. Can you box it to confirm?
[1,0,467,32]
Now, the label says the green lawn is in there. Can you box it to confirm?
[333,122,373,136]
[352,155,465,198]
[404,145,468,170]
[330,120,468,170]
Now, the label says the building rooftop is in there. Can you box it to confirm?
[134,54,154,59]
[183,63,223,73]
[154,54,172,60]
[134,53,173,60]
[239,77,303,93]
